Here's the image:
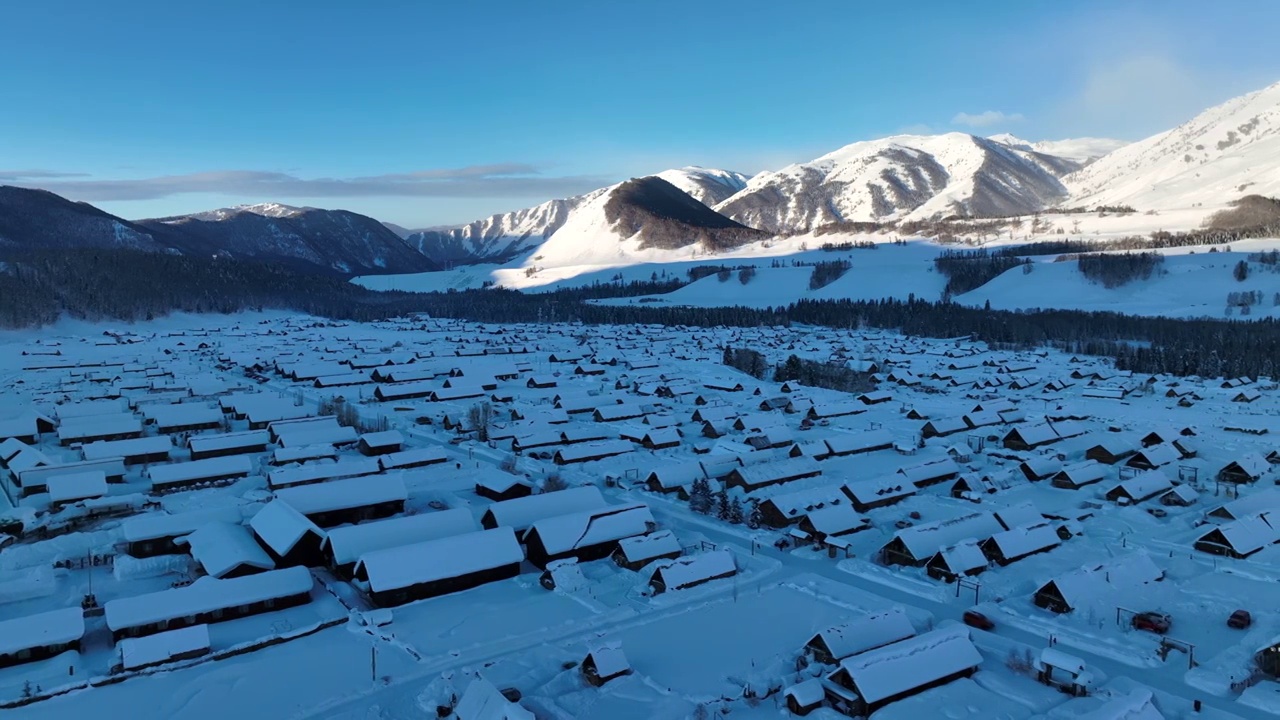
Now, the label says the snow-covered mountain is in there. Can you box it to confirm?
[404,166,749,266]
[0,185,180,252]
[1066,81,1280,210]
[404,189,608,266]
[712,133,1081,234]
[499,177,765,273]
[138,204,436,276]
[654,166,751,206]
[987,134,1127,163]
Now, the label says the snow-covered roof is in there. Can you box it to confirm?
[785,678,826,706]
[760,483,846,516]
[1131,443,1180,468]
[177,521,276,579]
[843,476,917,504]
[897,457,960,484]
[0,606,85,655]
[811,607,915,661]
[733,456,821,486]
[273,473,407,515]
[46,470,109,504]
[453,676,535,720]
[586,642,630,678]
[1056,460,1106,485]
[824,428,894,454]
[483,486,606,531]
[1204,514,1280,555]
[143,403,222,430]
[188,430,270,454]
[804,503,870,535]
[149,455,253,487]
[57,413,143,442]
[273,444,339,465]
[834,627,981,705]
[250,500,325,555]
[987,523,1060,559]
[615,530,681,564]
[267,457,381,489]
[323,509,476,566]
[554,439,634,462]
[20,457,126,487]
[1209,487,1280,521]
[122,506,243,542]
[118,623,211,670]
[378,446,449,470]
[528,504,654,554]
[936,540,988,573]
[993,501,1042,530]
[359,430,404,449]
[1110,470,1173,500]
[105,566,313,632]
[894,512,1002,559]
[645,460,706,489]
[81,435,173,462]
[651,549,735,590]
[1035,647,1086,676]
[356,527,523,593]
[1042,553,1165,610]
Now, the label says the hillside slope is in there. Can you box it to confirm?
[139,204,436,276]
[1065,81,1280,210]
[404,167,748,266]
[0,185,179,252]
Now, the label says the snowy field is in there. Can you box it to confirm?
[3,312,1280,718]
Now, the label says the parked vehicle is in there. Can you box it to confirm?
[1131,611,1172,634]
[963,610,995,630]
[1228,610,1252,629]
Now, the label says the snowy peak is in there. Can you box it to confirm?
[988,134,1128,162]
[1066,80,1280,210]
[714,132,1078,233]
[175,202,309,223]
[654,166,751,206]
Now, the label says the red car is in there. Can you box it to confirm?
[962,610,995,630]
[1132,611,1172,634]
[1228,610,1252,629]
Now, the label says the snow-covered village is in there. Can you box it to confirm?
[8,3,1280,719]
[1,311,1280,719]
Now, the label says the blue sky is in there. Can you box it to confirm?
[2,0,1279,227]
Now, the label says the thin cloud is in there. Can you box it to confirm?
[951,110,1025,128]
[0,169,91,181]
[6,165,611,202]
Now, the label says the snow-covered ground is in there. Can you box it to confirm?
[3,313,1280,719]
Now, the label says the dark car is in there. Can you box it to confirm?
[1228,610,1252,629]
[1132,611,1172,634]
[962,610,995,631]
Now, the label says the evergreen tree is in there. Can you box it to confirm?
[727,497,744,525]
[1235,259,1250,281]
[714,489,732,520]
[688,478,713,514]
[775,354,804,382]
[746,498,763,529]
